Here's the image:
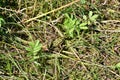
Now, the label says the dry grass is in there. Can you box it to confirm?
[0,0,120,80]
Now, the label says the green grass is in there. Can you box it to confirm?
[0,0,120,80]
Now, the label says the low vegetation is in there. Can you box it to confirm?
[0,0,120,80]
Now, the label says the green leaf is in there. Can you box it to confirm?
[65,13,70,18]
[90,14,98,21]
[0,21,1,27]
[33,46,41,53]
[75,20,80,25]
[83,15,87,20]
[88,21,91,25]
[68,28,74,37]
[25,47,31,52]
[33,56,39,60]
[26,40,42,57]
[29,41,35,48]
[80,26,88,30]
[0,18,5,23]
[79,22,87,27]
[0,17,5,27]
[80,0,86,4]
[115,63,120,69]
[34,40,41,48]
[89,11,93,18]
[33,40,42,53]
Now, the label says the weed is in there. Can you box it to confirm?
[25,40,42,62]
[63,13,79,38]
[63,11,98,38]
